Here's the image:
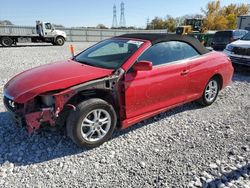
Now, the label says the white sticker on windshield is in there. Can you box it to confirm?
[127,40,143,47]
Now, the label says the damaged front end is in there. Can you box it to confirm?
[3,72,122,133]
[3,89,76,133]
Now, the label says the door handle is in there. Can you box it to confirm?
[180,70,189,76]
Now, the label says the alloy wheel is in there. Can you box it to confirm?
[80,109,111,142]
[205,80,218,102]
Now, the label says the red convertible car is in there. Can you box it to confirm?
[3,34,233,148]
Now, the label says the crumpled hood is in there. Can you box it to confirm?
[231,40,250,48]
[4,60,113,103]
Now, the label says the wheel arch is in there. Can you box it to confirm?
[70,89,118,108]
[211,73,223,90]
[55,35,65,41]
[56,89,121,128]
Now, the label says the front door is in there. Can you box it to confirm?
[124,61,188,119]
[124,41,199,119]
[43,22,54,37]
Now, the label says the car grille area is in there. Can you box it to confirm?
[230,56,250,66]
[232,47,250,56]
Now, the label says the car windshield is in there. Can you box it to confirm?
[75,39,144,69]
[241,32,250,41]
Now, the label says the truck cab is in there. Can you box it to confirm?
[35,21,67,45]
[176,18,204,35]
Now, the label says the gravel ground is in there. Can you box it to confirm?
[0,42,249,188]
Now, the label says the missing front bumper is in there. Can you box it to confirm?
[5,106,56,133]
[25,108,56,133]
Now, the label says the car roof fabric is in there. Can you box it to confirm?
[116,33,210,54]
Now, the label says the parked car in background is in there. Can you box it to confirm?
[3,34,234,148]
[224,31,250,66]
[211,30,248,51]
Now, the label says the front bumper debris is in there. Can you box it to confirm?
[3,88,76,133]
[25,108,55,133]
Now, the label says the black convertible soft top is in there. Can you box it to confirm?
[116,33,209,55]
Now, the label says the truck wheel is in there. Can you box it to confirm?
[198,77,219,106]
[1,37,13,47]
[66,98,117,148]
[55,36,65,46]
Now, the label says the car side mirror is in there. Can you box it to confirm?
[133,60,153,71]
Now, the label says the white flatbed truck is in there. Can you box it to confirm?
[0,21,67,47]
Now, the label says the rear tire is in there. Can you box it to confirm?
[1,37,13,47]
[198,77,219,106]
[66,98,117,148]
[55,36,65,46]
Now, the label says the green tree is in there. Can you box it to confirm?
[201,0,227,30]
[0,20,14,25]
[96,24,108,29]
[202,0,249,30]
[146,16,177,31]
[226,14,237,29]
[163,15,177,32]
[223,3,249,29]
[147,17,165,29]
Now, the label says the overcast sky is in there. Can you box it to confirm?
[0,0,249,27]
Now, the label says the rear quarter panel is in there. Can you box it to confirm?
[187,51,233,100]
[207,52,233,89]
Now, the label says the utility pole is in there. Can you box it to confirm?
[112,4,118,28]
[119,2,126,27]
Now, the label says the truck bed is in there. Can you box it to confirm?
[0,33,40,37]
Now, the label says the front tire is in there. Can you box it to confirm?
[66,98,117,148]
[198,77,219,106]
[55,36,65,46]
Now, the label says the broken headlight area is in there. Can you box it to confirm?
[3,94,55,133]
[3,96,26,127]
[40,95,55,107]
[24,92,60,132]
[37,91,58,108]
[4,89,76,133]
[3,95,24,113]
